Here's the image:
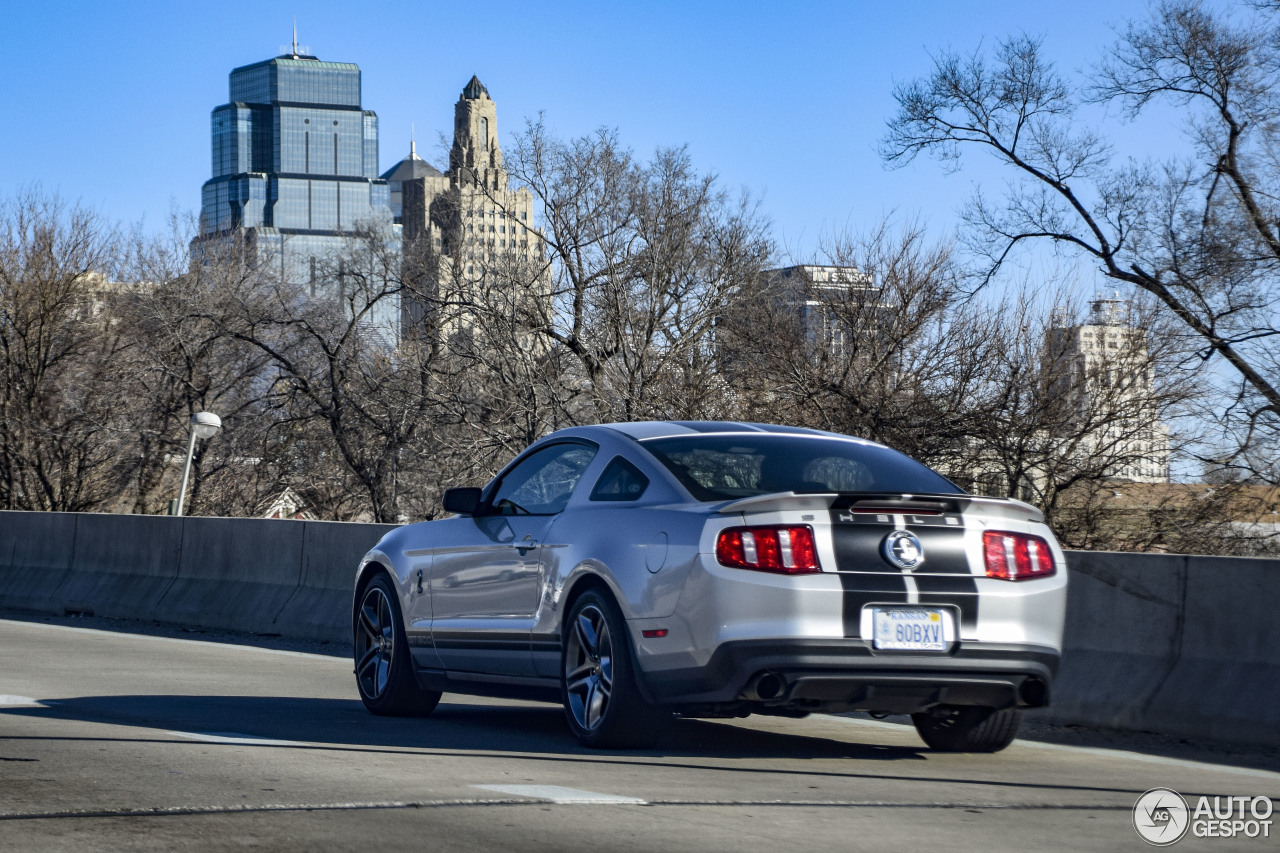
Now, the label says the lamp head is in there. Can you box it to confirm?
[191,412,222,440]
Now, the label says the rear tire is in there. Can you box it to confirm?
[561,589,666,748]
[354,574,441,717]
[911,705,1022,752]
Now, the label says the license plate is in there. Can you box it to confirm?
[871,607,949,651]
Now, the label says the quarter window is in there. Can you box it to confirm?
[589,456,650,501]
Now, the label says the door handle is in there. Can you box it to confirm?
[511,537,538,554]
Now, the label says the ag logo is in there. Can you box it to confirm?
[1133,788,1189,845]
[881,530,925,571]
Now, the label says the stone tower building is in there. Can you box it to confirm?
[1045,296,1171,483]
[400,77,545,337]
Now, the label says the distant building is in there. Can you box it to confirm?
[762,265,877,360]
[400,77,545,337]
[194,36,397,337]
[1046,297,1171,483]
[380,138,442,225]
[259,486,317,520]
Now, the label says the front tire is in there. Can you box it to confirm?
[354,574,441,716]
[911,705,1022,752]
[561,589,664,748]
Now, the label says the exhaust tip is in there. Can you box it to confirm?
[747,672,786,702]
[1019,677,1048,707]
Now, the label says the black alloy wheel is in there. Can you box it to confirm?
[354,573,441,716]
[561,589,666,748]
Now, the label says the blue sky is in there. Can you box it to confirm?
[4,0,1170,268]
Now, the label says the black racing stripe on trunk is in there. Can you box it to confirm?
[908,526,969,574]
[830,520,969,574]
[838,572,909,639]
[913,574,980,633]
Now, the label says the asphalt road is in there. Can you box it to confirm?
[2,616,1278,852]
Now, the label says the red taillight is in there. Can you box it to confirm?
[716,525,820,574]
[983,530,1056,581]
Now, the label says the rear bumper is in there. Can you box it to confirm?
[641,639,1059,714]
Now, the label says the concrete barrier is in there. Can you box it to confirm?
[1042,551,1187,730]
[1041,551,1280,747]
[0,511,79,614]
[0,511,1277,746]
[0,511,393,643]
[56,513,183,622]
[274,521,395,644]
[1132,555,1280,746]
[161,516,306,636]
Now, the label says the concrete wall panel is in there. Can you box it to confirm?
[0,511,78,614]
[158,517,306,635]
[52,513,183,620]
[1044,551,1185,729]
[274,520,394,644]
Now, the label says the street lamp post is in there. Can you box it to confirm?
[174,412,222,517]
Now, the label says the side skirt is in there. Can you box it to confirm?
[414,667,562,705]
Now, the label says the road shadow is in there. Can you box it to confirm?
[0,694,1182,797]
[0,693,917,761]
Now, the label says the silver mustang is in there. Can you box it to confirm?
[352,421,1067,751]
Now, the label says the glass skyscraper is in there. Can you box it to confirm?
[197,45,395,333]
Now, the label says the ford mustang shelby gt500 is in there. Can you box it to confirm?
[352,422,1066,751]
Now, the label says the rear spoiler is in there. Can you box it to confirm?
[716,492,1044,524]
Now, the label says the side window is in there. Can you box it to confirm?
[489,443,598,515]
[589,456,650,502]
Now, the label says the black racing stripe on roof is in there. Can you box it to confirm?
[661,421,834,436]
[665,421,766,433]
[748,423,831,435]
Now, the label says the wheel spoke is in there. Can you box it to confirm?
[360,604,379,640]
[356,645,379,678]
[574,611,599,657]
[567,673,592,694]
[586,676,607,727]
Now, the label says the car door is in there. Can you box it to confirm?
[428,441,597,676]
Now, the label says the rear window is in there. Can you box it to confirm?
[640,434,962,502]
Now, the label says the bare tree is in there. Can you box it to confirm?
[720,224,999,466]
[108,217,277,516]
[498,122,772,423]
[882,2,1280,479]
[0,190,137,511]
[211,220,453,523]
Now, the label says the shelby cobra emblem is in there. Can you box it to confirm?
[882,530,925,570]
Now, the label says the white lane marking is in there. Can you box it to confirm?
[0,695,44,707]
[169,731,310,747]
[825,715,1280,781]
[0,619,339,661]
[472,784,646,805]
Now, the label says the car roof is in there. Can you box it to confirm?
[592,421,863,442]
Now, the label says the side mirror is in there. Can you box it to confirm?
[442,487,483,515]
